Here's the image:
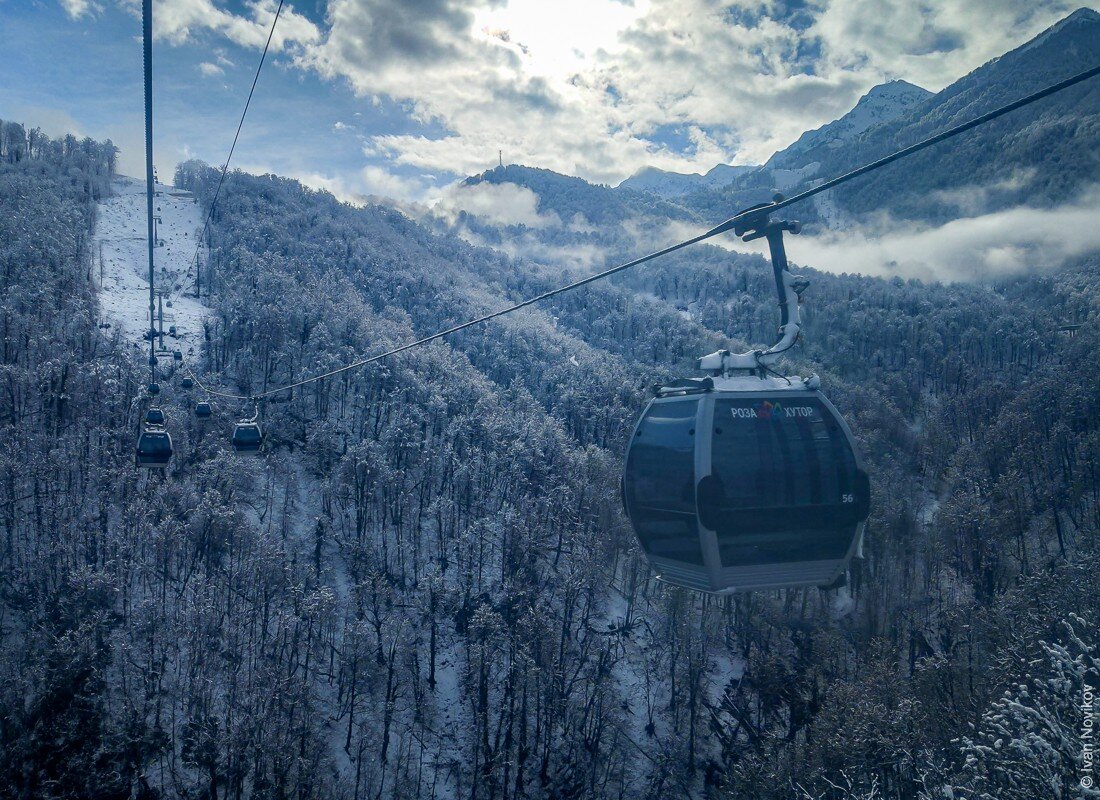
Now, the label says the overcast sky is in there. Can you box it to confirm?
[1,0,1095,203]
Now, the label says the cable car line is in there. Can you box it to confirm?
[184,367,257,400]
[186,0,285,297]
[119,0,1100,585]
[185,225,722,401]
[135,0,175,470]
[186,63,1100,405]
[133,1,283,465]
[141,0,156,388]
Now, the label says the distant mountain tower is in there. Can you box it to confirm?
[498,150,503,168]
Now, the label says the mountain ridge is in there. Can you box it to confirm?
[820,5,1100,221]
[763,79,932,172]
[617,163,758,197]
[460,8,1099,227]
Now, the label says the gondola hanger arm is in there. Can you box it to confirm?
[699,201,809,374]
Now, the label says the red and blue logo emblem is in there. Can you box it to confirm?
[755,400,783,421]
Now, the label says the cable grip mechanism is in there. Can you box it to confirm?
[698,194,809,374]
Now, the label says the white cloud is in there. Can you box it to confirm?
[639,191,1100,283]
[295,166,433,205]
[115,0,321,50]
[435,181,562,229]
[295,172,365,204]
[783,190,1100,282]
[291,0,1094,185]
[59,0,101,19]
[806,0,1084,92]
[930,169,1037,216]
[299,0,713,181]
[357,165,432,202]
[300,0,622,177]
[198,62,224,76]
[501,234,607,271]
[459,228,607,271]
[82,0,1097,198]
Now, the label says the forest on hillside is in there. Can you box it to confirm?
[1,122,1098,800]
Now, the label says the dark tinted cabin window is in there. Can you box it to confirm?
[708,397,859,565]
[235,427,261,444]
[141,433,171,455]
[625,399,704,565]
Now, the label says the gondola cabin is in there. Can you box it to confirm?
[231,421,263,454]
[623,376,868,592]
[194,402,212,419]
[136,426,173,468]
[180,377,194,389]
[145,407,166,426]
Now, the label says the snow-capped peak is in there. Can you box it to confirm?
[1018,7,1099,54]
[766,79,932,169]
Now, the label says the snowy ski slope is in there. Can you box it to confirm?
[93,176,208,360]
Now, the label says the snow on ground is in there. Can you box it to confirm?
[813,186,850,231]
[94,176,209,362]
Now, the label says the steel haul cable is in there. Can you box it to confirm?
[190,63,1100,402]
[142,0,156,385]
[187,0,285,298]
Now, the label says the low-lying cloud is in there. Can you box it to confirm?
[435,181,562,229]
[472,230,608,272]
[631,193,1100,284]
[294,167,433,206]
[784,191,1100,281]
[929,169,1037,217]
